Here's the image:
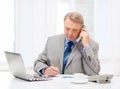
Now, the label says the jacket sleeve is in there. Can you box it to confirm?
[33,39,49,75]
[77,40,100,76]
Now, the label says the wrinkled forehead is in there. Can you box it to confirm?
[64,18,83,29]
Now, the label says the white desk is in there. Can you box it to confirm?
[0,71,120,89]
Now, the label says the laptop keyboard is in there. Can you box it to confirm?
[26,74,52,81]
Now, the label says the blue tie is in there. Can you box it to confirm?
[62,41,73,74]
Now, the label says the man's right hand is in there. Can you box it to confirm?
[44,66,59,76]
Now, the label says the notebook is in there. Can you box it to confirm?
[4,51,52,81]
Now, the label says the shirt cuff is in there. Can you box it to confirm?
[82,46,89,51]
[39,67,48,75]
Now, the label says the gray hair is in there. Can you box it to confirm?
[64,12,84,25]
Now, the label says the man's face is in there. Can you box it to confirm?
[64,17,83,41]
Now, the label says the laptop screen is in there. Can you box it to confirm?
[5,51,26,77]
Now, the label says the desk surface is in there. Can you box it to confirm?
[0,71,120,89]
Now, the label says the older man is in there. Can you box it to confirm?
[34,12,100,76]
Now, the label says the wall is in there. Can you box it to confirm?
[94,0,120,60]
[94,0,120,75]
[15,0,57,67]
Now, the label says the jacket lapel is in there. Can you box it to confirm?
[57,35,65,72]
[57,35,81,72]
[65,44,80,68]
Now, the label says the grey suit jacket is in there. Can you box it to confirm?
[34,34,100,75]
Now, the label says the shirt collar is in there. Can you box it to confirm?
[65,37,77,45]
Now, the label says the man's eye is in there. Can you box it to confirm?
[72,29,77,32]
[66,28,70,31]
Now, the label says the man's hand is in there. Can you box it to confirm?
[44,66,59,76]
[80,28,89,48]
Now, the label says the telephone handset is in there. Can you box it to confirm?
[76,25,85,43]
[76,36,81,43]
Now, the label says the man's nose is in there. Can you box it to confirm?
[68,30,73,35]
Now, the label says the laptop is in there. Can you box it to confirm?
[5,51,52,81]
